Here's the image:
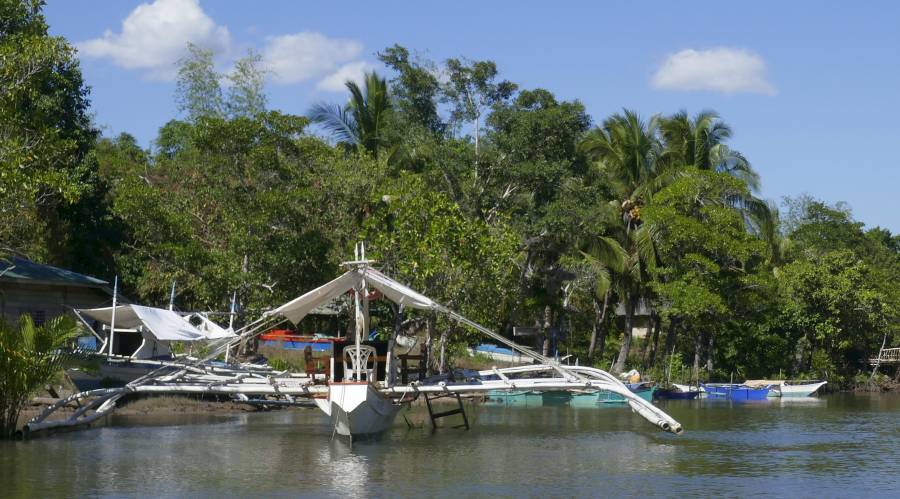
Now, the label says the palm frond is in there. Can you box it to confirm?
[580,251,613,296]
[308,102,359,145]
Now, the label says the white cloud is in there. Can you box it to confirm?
[317,61,376,92]
[262,32,362,84]
[651,48,776,95]
[78,0,230,80]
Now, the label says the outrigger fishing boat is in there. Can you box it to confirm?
[68,301,239,390]
[489,380,656,407]
[26,245,684,439]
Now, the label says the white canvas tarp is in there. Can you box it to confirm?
[364,268,440,311]
[267,270,361,324]
[79,305,207,342]
[191,313,237,339]
[267,268,443,325]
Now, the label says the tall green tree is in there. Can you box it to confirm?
[644,169,768,377]
[443,58,517,166]
[175,43,224,121]
[378,44,445,135]
[113,111,342,313]
[778,250,890,380]
[226,49,267,118]
[0,0,97,257]
[580,110,662,373]
[485,89,591,353]
[175,44,267,121]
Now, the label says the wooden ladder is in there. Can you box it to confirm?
[424,392,470,430]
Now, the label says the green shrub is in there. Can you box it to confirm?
[0,315,79,438]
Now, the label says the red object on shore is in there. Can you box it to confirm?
[259,329,346,343]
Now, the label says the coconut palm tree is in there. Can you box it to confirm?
[659,109,760,191]
[308,71,393,159]
[580,110,662,373]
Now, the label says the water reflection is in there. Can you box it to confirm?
[1,394,899,497]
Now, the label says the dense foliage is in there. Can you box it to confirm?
[2,2,897,387]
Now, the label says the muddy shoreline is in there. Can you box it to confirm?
[17,394,270,430]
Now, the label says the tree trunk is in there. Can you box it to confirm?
[385,305,404,387]
[646,313,661,367]
[540,305,552,357]
[663,317,679,362]
[706,332,714,374]
[612,295,636,374]
[587,290,610,360]
[508,248,533,336]
[692,331,701,380]
[438,330,448,374]
[791,335,808,375]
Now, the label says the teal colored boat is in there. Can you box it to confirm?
[488,383,656,408]
[571,383,657,407]
[486,390,544,407]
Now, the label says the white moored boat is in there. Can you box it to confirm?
[777,380,828,397]
[744,380,828,397]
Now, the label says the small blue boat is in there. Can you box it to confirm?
[654,388,701,400]
[702,383,770,401]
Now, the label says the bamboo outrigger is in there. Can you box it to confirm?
[26,245,683,438]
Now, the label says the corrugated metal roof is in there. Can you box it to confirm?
[0,256,107,287]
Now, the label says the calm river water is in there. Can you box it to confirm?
[2,394,899,498]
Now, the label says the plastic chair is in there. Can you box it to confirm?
[343,345,377,381]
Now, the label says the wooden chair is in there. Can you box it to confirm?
[303,345,329,383]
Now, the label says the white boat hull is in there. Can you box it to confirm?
[315,383,401,437]
[775,381,828,397]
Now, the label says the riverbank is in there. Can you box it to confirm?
[16,394,270,431]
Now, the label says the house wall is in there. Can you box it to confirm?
[615,315,651,339]
[0,282,110,326]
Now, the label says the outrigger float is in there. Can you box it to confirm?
[25,246,683,438]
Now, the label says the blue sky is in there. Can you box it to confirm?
[44,0,900,232]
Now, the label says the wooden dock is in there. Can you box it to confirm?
[869,347,900,365]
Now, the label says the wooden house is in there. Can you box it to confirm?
[0,256,112,326]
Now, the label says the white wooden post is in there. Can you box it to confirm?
[168,280,176,311]
[108,275,118,359]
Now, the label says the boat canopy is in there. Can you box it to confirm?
[78,304,221,342]
[189,313,236,339]
[268,268,441,324]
